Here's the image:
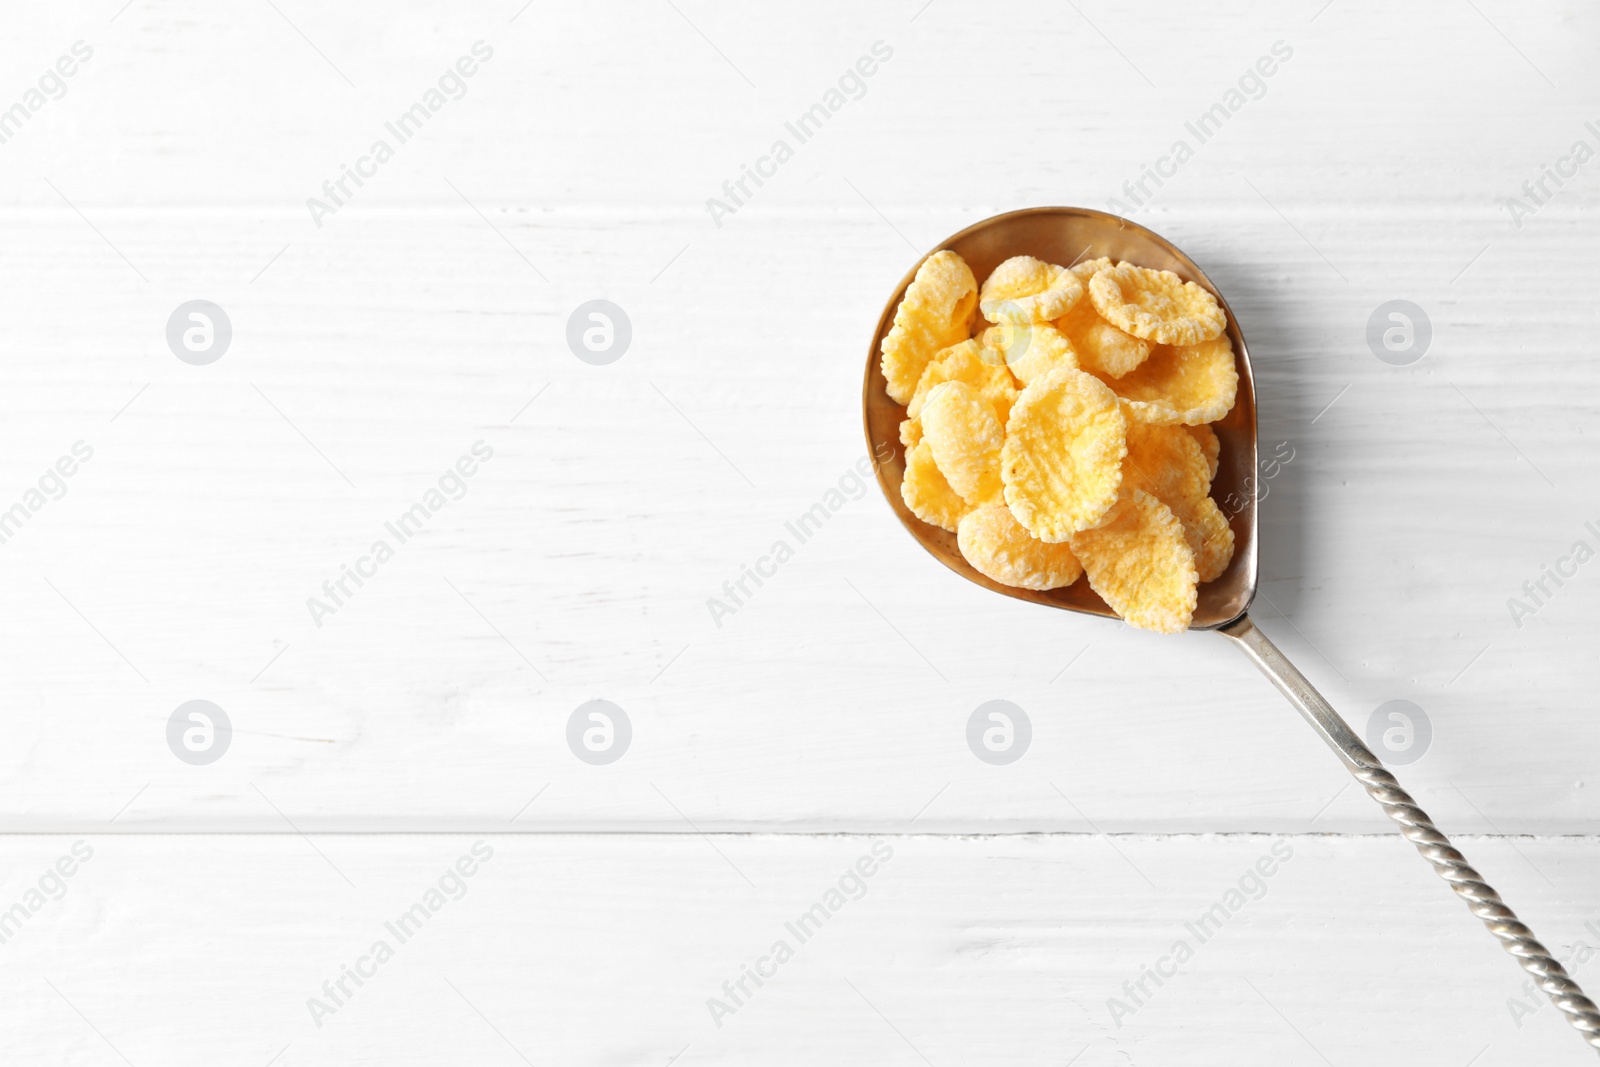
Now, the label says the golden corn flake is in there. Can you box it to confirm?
[901,440,969,532]
[907,338,1019,427]
[1088,264,1226,347]
[1118,420,1234,584]
[1069,489,1198,634]
[980,323,1077,386]
[1099,337,1238,426]
[1001,367,1126,542]
[921,381,1005,505]
[1069,256,1116,282]
[979,256,1084,324]
[1055,298,1153,379]
[1182,493,1235,583]
[900,416,922,450]
[881,250,979,404]
[957,503,1083,591]
[1186,423,1220,483]
[1120,418,1211,511]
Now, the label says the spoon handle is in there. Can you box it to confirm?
[1219,612,1600,1055]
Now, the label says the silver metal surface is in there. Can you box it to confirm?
[1220,613,1600,1053]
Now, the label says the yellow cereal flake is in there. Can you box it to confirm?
[1098,337,1238,426]
[1069,489,1198,634]
[1120,418,1210,511]
[1069,256,1116,282]
[1186,423,1220,483]
[901,440,969,532]
[979,255,1085,324]
[957,504,1083,591]
[1119,420,1233,583]
[907,339,1019,427]
[1055,297,1153,379]
[1088,264,1226,346]
[900,417,922,450]
[1182,493,1235,583]
[980,323,1077,386]
[880,250,979,404]
[1000,367,1127,542]
[921,381,1005,505]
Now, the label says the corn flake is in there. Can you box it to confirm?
[1182,494,1235,583]
[1069,489,1198,634]
[901,440,969,532]
[1089,264,1226,346]
[958,503,1083,590]
[1069,256,1116,281]
[979,256,1085,324]
[921,381,1005,505]
[980,323,1077,386]
[1120,418,1210,511]
[1119,419,1233,583]
[908,338,1019,427]
[1186,423,1220,483]
[900,417,922,450]
[1055,299,1153,379]
[1001,367,1127,542]
[881,251,979,404]
[1098,337,1238,426]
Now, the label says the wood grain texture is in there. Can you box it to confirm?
[2,0,1598,834]
[5,834,1599,1065]
[6,0,1600,1060]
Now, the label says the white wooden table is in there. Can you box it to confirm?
[3,1,1597,1062]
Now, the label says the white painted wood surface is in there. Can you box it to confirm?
[4,0,1599,1061]
[7,834,1600,1065]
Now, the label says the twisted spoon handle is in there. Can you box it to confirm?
[1219,613,1600,1056]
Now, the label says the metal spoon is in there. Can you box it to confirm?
[861,206,1600,1054]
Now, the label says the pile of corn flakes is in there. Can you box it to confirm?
[883,251,1238,633]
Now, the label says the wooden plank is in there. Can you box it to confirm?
[4,833,1598,1065]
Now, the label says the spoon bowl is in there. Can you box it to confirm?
[862,206,1257,628]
